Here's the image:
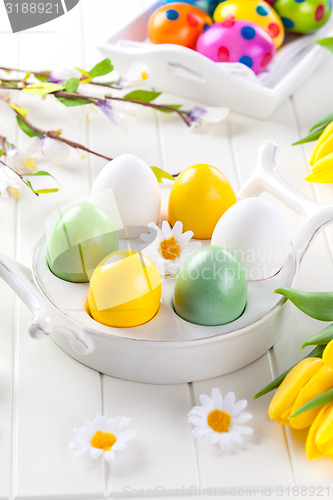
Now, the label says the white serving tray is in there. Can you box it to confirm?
[99,1,333,119]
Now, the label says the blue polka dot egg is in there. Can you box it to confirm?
[274,0,332,33]
[196,19,276,74]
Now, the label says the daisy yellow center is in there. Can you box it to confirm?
[207,410,231,433]
[141,71,148,80]
[91,431,117,451]
[159,237,181,261]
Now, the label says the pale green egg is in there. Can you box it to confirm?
[46,202,118,283]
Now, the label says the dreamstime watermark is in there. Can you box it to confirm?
[4,0,80,33]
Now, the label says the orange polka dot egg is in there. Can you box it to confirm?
[147,2,213,49]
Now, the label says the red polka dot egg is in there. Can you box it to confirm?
[147,2,213,49]
[213,0,285,49]
[196,19,276,74]
[274,0,332,34]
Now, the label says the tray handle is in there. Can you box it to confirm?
[238,141,333,262]
[0,254,94,354]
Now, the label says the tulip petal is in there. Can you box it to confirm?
[314,403,333,458]
[323,339,333,370]
[290,365,333,429]
[309,121,333,166]
[306,406,328,460]
[310,133,333,166]
[269,358,323,421]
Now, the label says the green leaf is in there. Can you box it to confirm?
[316,37,333,53]
[274,288,333,321]
[124,90,161,103]
[151,166,175,183]
[290,388,333,419]
[301,323,333,349]
[56,96,93,107]
[22,82,64,95]
[35,73,50,82]
[89,58,114,79]
[34,188,59,194]
[157,104,183,114]
[27,170,60,195]
[1,80,18,87]
[64,77,80,93]
[254,345,326,399]
[0,149,3,157]
[292,127,326,145]
[309,112,333,132]
[16,116,43,139]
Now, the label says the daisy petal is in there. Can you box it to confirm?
[232,424,253,435]
[172,220,184,238]
[233,412,253,425]
[161,220,172,238]
[192,427,211,437]
[230,399,248,417]
[223,392,236,413]
[211,388,223,409]
[199,394,214,410]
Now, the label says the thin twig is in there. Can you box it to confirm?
[0,159,38,196]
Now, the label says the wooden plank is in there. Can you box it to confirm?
[103,377,199,496]
[192,355,294,488]
[11,2,105,498]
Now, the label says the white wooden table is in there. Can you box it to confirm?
[1,1,333,498]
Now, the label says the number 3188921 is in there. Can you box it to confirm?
[5,3,60,14]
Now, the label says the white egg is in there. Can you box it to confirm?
[211,198,291,280]
[90,154,161,235]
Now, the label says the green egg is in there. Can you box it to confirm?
[274,0,332,34]
[173,246,247,326]
[46,202,118,283]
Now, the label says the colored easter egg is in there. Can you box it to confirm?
[147,2,213,49]
[163,0,220,15]
[173,246,247,326]
[213,0,285,48]
[87,250,162,328]
[168,163,237,240]
[196,19,276,74]
[46,202,119,283]
[274,0,332,33]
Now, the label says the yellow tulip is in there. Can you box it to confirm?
[269,357,333,428]
[305,153,333,183]
[269,358,323,427]
[309,121,333,166]
[306,403,333,460]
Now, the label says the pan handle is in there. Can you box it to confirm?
[238,141,333,263]
[0,253,94,354]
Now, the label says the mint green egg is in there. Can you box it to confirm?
[173,246,247,326]
[46,202,118,283]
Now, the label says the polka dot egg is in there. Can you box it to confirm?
[147,2,213,49]
[213,0,285,49]
[196,19,276,74]
[274,0,332,33]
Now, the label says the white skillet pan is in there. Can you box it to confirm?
[1,141,333,384]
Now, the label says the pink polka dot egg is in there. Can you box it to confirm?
[196,19,276,74]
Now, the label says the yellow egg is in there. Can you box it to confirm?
[168,163,237,239]
[87,250,162,328]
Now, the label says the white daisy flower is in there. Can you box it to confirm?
[188,389,253,451]
[140,220,201,276]
[69,414,136,463]
[6,137,40,173]
[117,62,150,89]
